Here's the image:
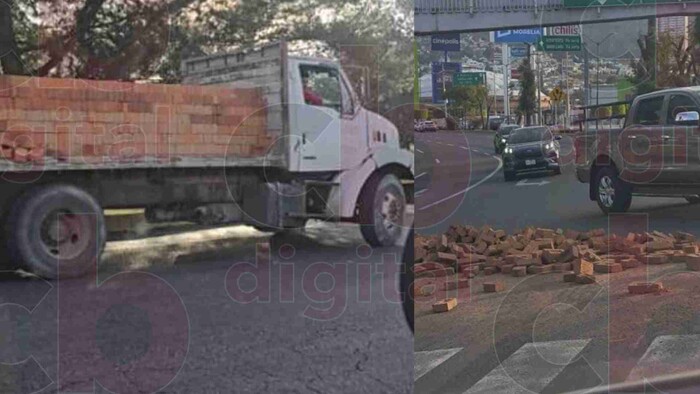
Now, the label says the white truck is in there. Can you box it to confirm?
[0,41,414,278]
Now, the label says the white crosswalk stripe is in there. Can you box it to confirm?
[417,335,700,393]
[464,339,590,394]
[626,335,700,382]
[414,348,462,381]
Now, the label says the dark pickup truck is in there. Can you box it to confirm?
[575,87,700,213]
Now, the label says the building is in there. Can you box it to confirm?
[657,16,689,38]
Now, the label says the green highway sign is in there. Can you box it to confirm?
[564,0,700,8]
[454,72,486,86]
[536,36,582,52]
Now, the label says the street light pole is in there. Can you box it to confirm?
[585,32,616,130]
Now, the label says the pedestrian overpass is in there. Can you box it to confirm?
[415,0,700,35]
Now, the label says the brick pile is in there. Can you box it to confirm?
[415,225,700,287]
[0,75,271,165]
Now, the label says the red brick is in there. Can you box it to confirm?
[553,262,573,272]
[573,258,594,275]
[687,255,700,271]
[501,264,515,274]
[563,273,577,282]
[628,282,664,295]
[528,265,554,274]
[483,282,505,293]
[594,261,623,274]
[575,274,597,284]
[620,258,641,270]
[484,266,498,275]
[645,254,669,265]
[433,298,458,313]
[443,278,470,290]
[512,266,527,277]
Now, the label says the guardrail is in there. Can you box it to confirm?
[415,0,565,14]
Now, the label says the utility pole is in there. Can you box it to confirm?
[583,41,590,132]
[443,51,448,121]
[502,43,510,120]
[535,52,544,125]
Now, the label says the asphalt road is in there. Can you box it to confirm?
[414,130,700,394]
[0,221,413,393]
[416,130,700,236]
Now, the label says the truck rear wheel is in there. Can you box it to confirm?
[595,166,632,214]
[4,184,106,279]
[359,173,406,247]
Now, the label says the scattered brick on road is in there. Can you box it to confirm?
[594,261,623,274]
[528,264,554,274]
[628,282,664,295]
[575,274,597,284]
[444,278,470,291]
[573,258,594,276]
[512,266,527,277]
[433,298,458,313]
[620,258,641,270]
[484,266,498,275]
[483,282,505,293]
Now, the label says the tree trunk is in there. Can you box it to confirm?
[0,0,26,75]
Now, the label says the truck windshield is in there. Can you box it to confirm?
[508,127,549,144]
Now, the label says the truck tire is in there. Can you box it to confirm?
[594,166,632,214]
[359,173,406,247]
[4,184,106,279]
[401,228,414,333]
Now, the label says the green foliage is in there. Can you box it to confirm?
[517,58,537,126]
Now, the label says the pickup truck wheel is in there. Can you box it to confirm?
[359,173,406,247]
[4,184,106,279]
[595,167,631,214]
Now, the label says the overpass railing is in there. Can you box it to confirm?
[415,0,566,14]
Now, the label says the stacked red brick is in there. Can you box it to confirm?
[0,75,271,164]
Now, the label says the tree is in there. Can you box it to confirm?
[518,58,537,126]
[631,18,658,95]
[445,84,489,128]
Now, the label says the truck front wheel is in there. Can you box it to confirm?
[594,167,632,214]
[4,184,106,279]
[359,173,406,247]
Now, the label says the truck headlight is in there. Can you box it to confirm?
[505,147,513,154]
[501,138,506,143]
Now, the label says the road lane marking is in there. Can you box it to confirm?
[415,348,462,381]
[419,155,503,211]
[435,158,441,164]
[516,179,551,187]
[460,146,470,151]
[464,339,591,394]
[447,144,455,147]
[415,189,428,196]
[416,149,424,154]
[626,335,700,382]
[416,172,427,179]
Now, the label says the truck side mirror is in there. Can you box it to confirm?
[675,111,700,126]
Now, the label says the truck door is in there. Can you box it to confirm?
[292,63,343,172]
[664,93,700,184]
[620,95,667,184]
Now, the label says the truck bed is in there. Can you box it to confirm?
[0,47,286,172]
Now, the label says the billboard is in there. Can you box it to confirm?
[431,62,462,103]
[431,34,461,52]
[548,25,582,36]
[493,28,544,43]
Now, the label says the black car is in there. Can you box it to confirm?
[502,126,562,181]
[494,124,520,154]
[488,116,504,131]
